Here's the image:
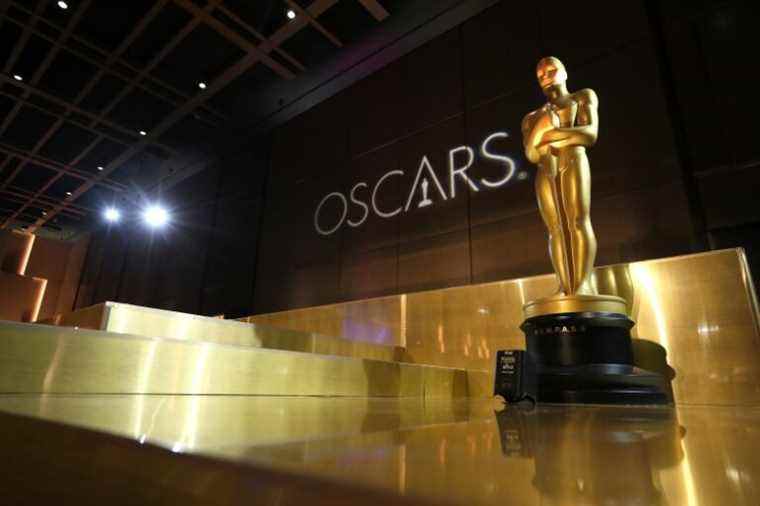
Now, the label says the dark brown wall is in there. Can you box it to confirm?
[253,0,701,313]
[75,0,760,318]
[75,145,269,318]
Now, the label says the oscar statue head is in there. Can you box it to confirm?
[536,56,567,96]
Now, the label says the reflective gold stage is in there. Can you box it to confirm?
[244,249,760,406]
[1,395,758,505]
[0,321,478,397]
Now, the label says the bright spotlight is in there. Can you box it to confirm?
[12,74,23,81]
[104,207,121,223]
[57,1,68,10]
[139,130,147,136]
[198,81,207,89]
[286,9,296,20]
[143,205,169,228]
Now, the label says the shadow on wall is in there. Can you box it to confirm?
[593,263,676,401]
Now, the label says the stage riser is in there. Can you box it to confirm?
[50,302,403,363]
[245,249,760,406]
[0,322,470,397]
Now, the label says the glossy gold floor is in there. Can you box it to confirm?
[1,395,758,505]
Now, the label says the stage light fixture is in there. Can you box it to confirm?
[286,9,296,20]
[104,207,121,223]
[13,74,23,81]
[57,1,68,9]
[143,205,169,228]
[198,81,207,89]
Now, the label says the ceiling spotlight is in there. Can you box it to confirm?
[104,207,121,223]
[57,1,68,9]
[139,130,147,136]
[198,81,207,90]
[286,9,296,20]
[65,191,72,196]
[97,166,103,171]
[41,211,47,216]
[143,205,169,228]
[12,74,23,81]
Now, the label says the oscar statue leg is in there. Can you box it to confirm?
[523,152,668,405]
[559,151,596,295]
[535,164,570,294]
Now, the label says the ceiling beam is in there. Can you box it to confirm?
[0,144,126,191]
[90,0,224,141]
[3,0,223,230]
[0,85,176,156]
[29,0,339,232]
[356,0,389,21]
[285,0,343,48]
[216,3,306,72]
[1,190,85,217]
[0,0,91,137]
[1,0,46,74]
[0,12,223,129]
[172,0,297,80]
[5,1,227,125]
[0,0,171,228]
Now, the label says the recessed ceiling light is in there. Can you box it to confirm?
[41,211,47,216]
[139,130,147,136]
[198,81,207,90]
[12,74,23,81]
[286,9,296,20]
[66,191,72,196]
[97,166,103,171]
[57,1,68,9]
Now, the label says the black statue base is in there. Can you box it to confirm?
[516,311,670,405]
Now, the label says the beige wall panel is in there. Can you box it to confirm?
[0,271,47,322]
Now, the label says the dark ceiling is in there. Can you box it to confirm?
[0,0,489,238]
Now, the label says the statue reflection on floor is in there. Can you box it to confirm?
[495,404,685,505]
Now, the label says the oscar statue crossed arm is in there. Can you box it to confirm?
[521,56,598,298]
[511,57,670,405]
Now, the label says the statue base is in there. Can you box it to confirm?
[518,309,670,405]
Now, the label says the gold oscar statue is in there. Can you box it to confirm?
[521,56,626,317]
[505,57,669,405]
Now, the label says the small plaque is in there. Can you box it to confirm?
[493,350,535,403]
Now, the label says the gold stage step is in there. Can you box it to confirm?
[0,320,473,397]
[48,301,403,362]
